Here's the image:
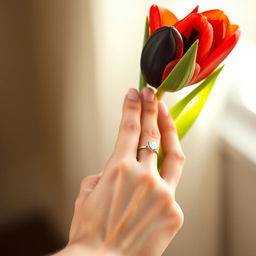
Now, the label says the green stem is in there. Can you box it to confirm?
[139,73,147,91]
[156,89,165,170]
[156,90,164,100]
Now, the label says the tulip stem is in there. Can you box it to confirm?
[156,90,164,100]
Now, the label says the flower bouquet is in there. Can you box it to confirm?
[139,5,240,166]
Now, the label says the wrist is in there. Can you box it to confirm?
[53,243,120,256]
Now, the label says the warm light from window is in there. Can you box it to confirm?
[240,44,256,114]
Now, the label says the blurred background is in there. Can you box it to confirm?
[0,0,255,255]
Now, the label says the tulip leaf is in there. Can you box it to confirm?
[143,16,150,46]
[139,17,149,91]
[157,66,224,170]
[156,40,198,98]
[171,66,224,140]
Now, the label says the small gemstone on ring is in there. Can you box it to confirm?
[147,141,159,151]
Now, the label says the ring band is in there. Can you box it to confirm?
[138,141,159,155]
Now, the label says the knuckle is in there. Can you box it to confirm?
[137,171,156,188]
[141,127,160,140]
[172,206,184,230]
[111,159,131,177]
[145,106,158,116]
[174,150,186,164]
[121,120,140,134]
[80,176,90,190]
[165,119,177,132]
[125,101,141,112]
[166,204,184,231]
[166,149,186,164]
[158,187,174,206]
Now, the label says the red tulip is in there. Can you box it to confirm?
[149,5,240,85]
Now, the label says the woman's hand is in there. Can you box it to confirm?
[57,87,185,256]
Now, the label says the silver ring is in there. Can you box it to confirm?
[138,141,159,155]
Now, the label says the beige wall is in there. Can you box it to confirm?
[0,0,42,223]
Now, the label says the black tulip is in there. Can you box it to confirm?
[140,26,183,88]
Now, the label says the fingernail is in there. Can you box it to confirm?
[142,87,154,102]
[158,101,169,116]
[127,88,139,101]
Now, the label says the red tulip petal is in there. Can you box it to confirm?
[201,9,225,19]
[149,5,162,34]
[175,13,213,65]
[191,5,199,14]
[158,6,178,26]
[230,24,239,35]
[208,19,226,53]
[189,63,201,85]
[161,59,180,82]
[174,5,199,27]
[193,30,240,83]
[201,9,231,39]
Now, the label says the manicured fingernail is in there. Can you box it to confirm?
[142,87,154,102]
[158,101,169,116]
[127,88,139,101]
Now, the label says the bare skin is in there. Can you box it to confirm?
[53,87,185,256]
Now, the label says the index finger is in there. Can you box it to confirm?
[112,88,141,159]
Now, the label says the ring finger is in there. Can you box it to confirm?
[137,87,160,168]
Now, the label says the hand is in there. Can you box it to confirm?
[57,87,185,256]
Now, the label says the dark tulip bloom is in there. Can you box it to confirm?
[140,26,183,88]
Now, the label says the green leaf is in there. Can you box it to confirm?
[170,66,224,140]
[143,16,149,46]
[156,40,198,98]
[157,66,224,170]
[157,146,163,170]
[139,17,149,91]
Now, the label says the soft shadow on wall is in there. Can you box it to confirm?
[0,0,99,255]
